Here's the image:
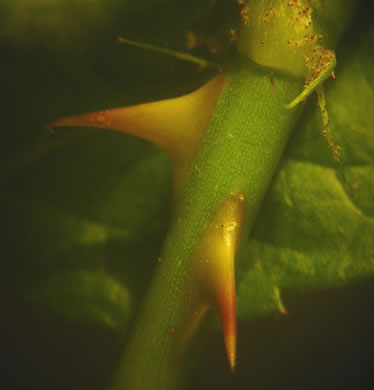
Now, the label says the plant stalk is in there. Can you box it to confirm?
[111,2,361,388]
[111,56,303,389]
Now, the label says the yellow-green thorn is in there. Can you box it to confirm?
[273,287,287,315]
[48,74,225,198]
[177,193,247,371]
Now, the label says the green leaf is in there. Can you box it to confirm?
[30,270,132,330]
[1,132,170,330]
[237,18,374,319]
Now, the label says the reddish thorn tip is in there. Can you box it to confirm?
[280,308,289,316]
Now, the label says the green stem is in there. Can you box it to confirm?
[111,2,361,388]
[111,56,303,390]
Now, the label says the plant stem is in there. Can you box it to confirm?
[111,2,361,388]
[111,56,303,390]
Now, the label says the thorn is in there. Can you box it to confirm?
[280,307,289,316]
[215,238,237,371]
[219,289,237,371]
[273,287,287,316]
[177,193,246,370]
[48,74,225,196]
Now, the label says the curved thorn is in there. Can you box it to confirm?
[48,74,225,196]
[179,193,246,370]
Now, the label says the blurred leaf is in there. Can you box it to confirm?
[1,132,171,330]
[0,0,229,52]
[30,270,132,330]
